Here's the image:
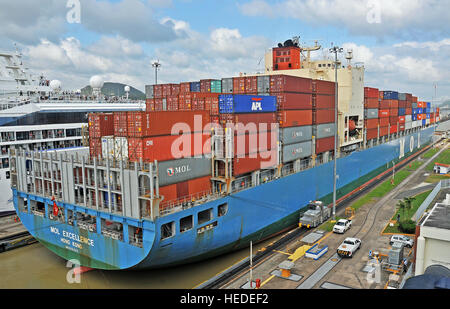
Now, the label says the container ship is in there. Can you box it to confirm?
[10,38,441,269]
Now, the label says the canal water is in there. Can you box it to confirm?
[0,235,282,289]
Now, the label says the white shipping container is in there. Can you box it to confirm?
[405,115,412,122]
[426,118,430,125]
[101,136,115,160]
[405,122,412,130]
[114,137,129,160]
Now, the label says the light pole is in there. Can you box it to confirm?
[330,46,343,220]
[152,60,161,85]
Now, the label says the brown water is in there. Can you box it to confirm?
[0,236,281,289]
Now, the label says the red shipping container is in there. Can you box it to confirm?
[364,87,379,98]
[278,110,313,128]
[128,133,211,163]
[245,76,258,94]
[364,119,379,130]
[200,79,212,93]
[220,113,277,132]
[364,98,379,109]
[114,112,128,136]
[159,184,178,204]
[313,109,335,125]
[233,77,246,94]
[366,128,378,140]
[412,96,418,103]
[187,176,212,197]
[179,93,192,110]
[379,109,390,118]
[399,124,405,131]
[146,98,155,112]
[398,100,406,108]
[417,114,423,120]
[398,116,405,123]
[154,98,164,111]
[390,108,398,117]
[275,92,313,110]
[379,100,390,109]
[379,126,389,137]
[405,108,412,115]
[315,136,334,154]
[405,93,412,102]
[171,84,180,96]
[233,149,278,176]
[315,94,336,109]
[379,117,390,127]
[180,82,191,93]
[389,116,398,125]
[313,80,335,95]
[234,131,278,156]
[390,126,398,134]
[206,96,219,115]
[153,84,163,98]
[167,95,179,111]
[88,113,114,138]
[379,91,384,100]
[127,111,210,138]
[162,84,172,97]
[270,75,313,93]
[388,100,399,109]
[89,137,102,158]
[417,101,425,108]
[192,97,205,111]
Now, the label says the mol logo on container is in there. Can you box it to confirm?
[167,165,192,177]
[251,97,263,111]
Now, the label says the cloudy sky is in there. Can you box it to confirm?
[1,0,449,102]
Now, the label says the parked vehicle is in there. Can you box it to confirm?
[299,201,331,228]
[390,235,414,248]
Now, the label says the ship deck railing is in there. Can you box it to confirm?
[159,189,224,217]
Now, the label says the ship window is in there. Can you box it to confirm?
[180,215,193,233]
[161,222,175,240]
[5,171,10,179]
[318,64,322,67]
[218,203,228,217]
[198,208,213,225]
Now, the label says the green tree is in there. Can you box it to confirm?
[403,197,415,218]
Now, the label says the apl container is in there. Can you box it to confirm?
[282,141,312,163]
[280,126,312,145]
[314,123,335,139]
[219,95,277,114]
[158,157,212,187]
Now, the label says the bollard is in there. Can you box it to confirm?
[255,279,261,289]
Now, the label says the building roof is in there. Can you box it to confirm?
[422,202,450,230]
[434,163,450,167]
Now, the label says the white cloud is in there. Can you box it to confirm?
[238,0,450,39]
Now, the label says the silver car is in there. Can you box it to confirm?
[390,235,414,248]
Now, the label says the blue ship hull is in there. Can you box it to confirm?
[13,126,436,269]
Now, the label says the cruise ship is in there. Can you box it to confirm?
[10,38,442,269]
[0,48,144,214]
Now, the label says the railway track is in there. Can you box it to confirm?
[199,138,442,289]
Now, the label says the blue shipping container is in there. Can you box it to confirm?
[383,91,399,100]
[422,119,426,126]
[398,108,406,116]
[426,102,431,108]
[412,114,417,121]
[426,113,430,119]
[190,82,201,92]
[412,108,417,115]
[219,94,277,114]
[417,108,423,114]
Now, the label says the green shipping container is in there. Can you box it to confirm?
[211,80,222,93]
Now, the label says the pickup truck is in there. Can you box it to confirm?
[337,237,361,258]
[333,219,352,234]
